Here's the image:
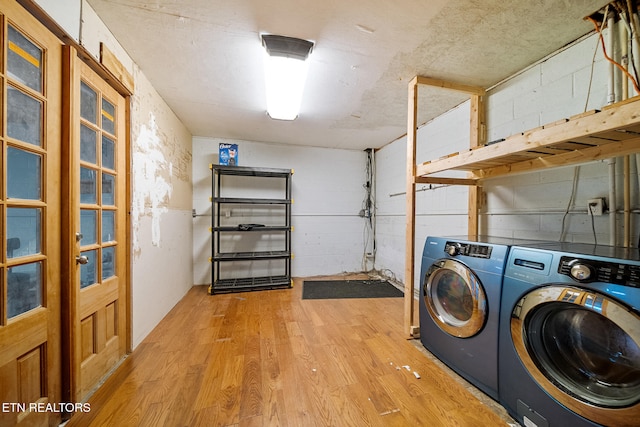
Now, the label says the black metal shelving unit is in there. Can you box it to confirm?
[208,164,293,294]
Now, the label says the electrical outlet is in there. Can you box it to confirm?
[587,198,605,216]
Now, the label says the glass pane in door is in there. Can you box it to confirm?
[80,82,97,124]
[102,135,115,169]
[101,98,115,135]
[102,173,115,205]
[102,247,115,280]
[7,147,41,199]
[80,209,97,245]
[7,25,42,92]
[80,249,97,289]
[81,124,97,163]
[7,208,41,258]
[7,261,42,318]
[7,86,42,146]
[102,210,115,242]
[80,167,97,204]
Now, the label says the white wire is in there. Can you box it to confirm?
[560,166,581,241]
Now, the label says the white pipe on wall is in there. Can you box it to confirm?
[625,156,631,247]
[607,12,618,246]
[621,20,629,99]
[608,11,617,104]
[634,13,640,79]
[636,153,640,247]
[609,158,618,246]
[634,12,640,247]
[620,20,632,247]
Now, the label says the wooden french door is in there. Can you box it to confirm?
[63,48,128,403]
[0,2,129,424]
[0,2,63,426]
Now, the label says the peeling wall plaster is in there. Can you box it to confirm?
[132,112,173,252]
[127,67,192,348]
[130,65,192,256]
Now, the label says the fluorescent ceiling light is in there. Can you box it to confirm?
[261,35,314,121]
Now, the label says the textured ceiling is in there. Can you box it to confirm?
[87,0,608,150]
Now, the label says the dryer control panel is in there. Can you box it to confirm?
[444,241,492,258]
[559,256,640,287]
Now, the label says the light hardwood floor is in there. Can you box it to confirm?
[66,276,514,426]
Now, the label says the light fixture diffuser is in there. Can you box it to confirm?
[261,35,314,120]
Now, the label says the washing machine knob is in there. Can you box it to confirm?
[446,243,461,256]
[569,262,594,282]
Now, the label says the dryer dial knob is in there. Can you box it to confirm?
[446,243,460,256]
[569,263,593,282]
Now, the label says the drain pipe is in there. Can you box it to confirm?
[634,10,640,247]
[607,12,618,246]
[621,20,630,99]
[620,20,632,247]
[636,153,640,247]
[607,10,617,104]
[634,10,640,78]
[609,158,618,246]
[624,156,632,247]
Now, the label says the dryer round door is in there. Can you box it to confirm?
[423,259,487,338]
[511,285,640,426]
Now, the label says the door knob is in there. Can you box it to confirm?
[76,255,89,265]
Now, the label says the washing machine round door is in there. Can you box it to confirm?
[423,259,487,338]
[511,285,640,426]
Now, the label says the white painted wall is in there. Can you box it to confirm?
[192,137,369,284]
[80,2,193,348]
[375,32,640,289]
[34,0,81,41]
[128,71,193,347]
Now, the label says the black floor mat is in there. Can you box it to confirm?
[302,279,403,300]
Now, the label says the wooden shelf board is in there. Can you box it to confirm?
[417,96,640,178]
[475,137,640,179]
[414,176,479,186]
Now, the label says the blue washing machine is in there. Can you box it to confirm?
[499,242,640,427]
[419,235,528,401]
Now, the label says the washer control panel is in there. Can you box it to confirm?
[559,256,640,287]
[444,241,492,258]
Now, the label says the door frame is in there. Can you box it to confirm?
[61,44,132,404]
[15,0,134,402]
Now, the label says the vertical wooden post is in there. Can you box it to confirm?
[404,77,485,337]
[61,43,78,410]
[404,77,418,337]
[468,94,485,238]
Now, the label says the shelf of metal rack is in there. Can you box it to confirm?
[209,164,293,294]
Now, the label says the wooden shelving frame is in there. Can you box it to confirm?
[209,164,293,294]
[404,75,640,337]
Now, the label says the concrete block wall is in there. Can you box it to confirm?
[374,32,640,288]
[192,137,369,284]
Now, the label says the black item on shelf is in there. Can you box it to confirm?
[209,164,293,294]
[238,224,265,231]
